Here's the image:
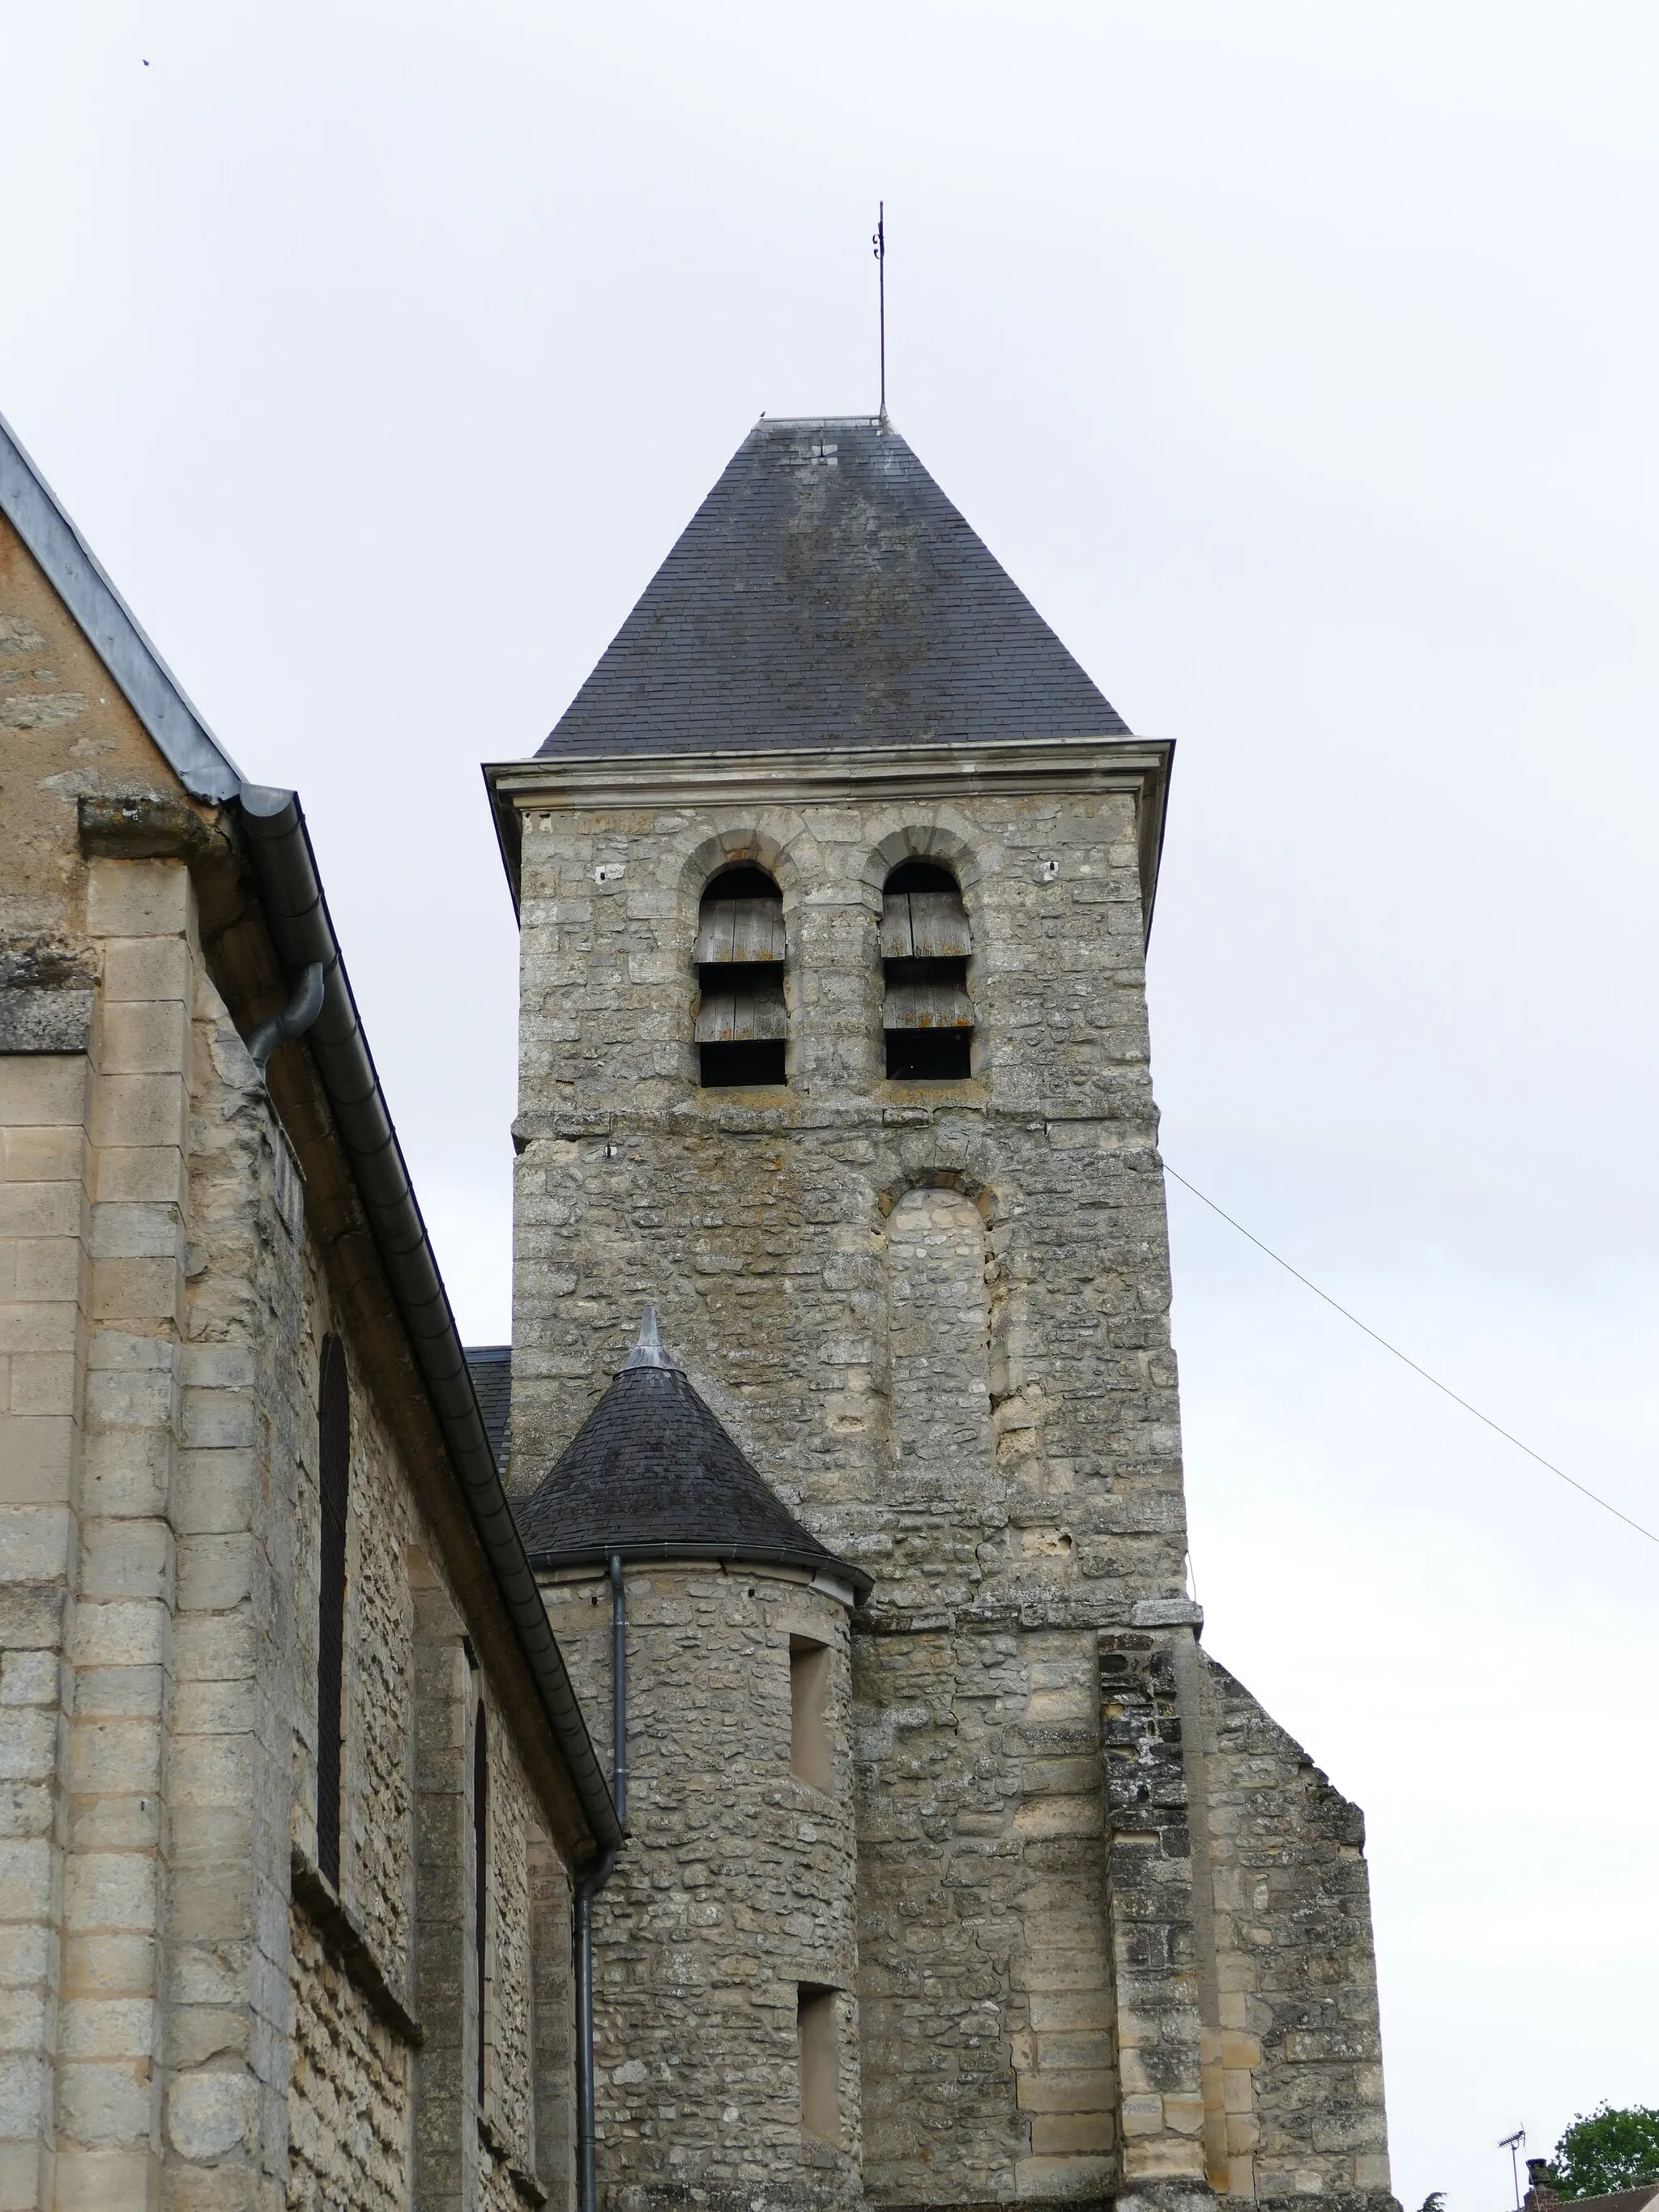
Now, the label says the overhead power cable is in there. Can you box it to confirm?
[1163,1166,1659,1551]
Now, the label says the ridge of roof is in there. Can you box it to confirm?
[538,413,1129,761]
[514,1331,870,1600]
[0,407,241,801]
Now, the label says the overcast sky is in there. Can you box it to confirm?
[5,4,1655,2202]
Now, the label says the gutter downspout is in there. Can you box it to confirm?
[576,1554,628,2212]
[234,783,622,1860]
[246,960,325,1074]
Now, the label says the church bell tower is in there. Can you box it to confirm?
[485,416,1399,2212]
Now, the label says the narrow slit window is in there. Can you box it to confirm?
[797,1985,839,2143]
[473,1697,489,2105]
[789,1639,833,1792]
[695,864,787,1087]
[316,1334,349,1888]
[881,861,972,1081]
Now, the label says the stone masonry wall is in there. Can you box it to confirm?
[508,778,1398,2211]
[1198,1659,1391,2207]
[510,791,1175,2208]
[285,1907,408,2212]
[541,1563,859,2208]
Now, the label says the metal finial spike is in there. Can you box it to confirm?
[621,1306,678,1371]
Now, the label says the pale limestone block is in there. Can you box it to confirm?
[0,1924,51,1988]
[101,936,192,1006]
[56,1997,153,2061]
[79,1450,170,1528]
[55,2056,153,2144]
[0,1507,74,1583]
[51,2146,157,2212]
[87,1257,181,1328]
[2,1123,83,1183]
[164,1733,252,1809]
[76,1522,171,1604]
[1120,2093,1164,2138]
[1164,2095,1206,2137]
[68,1666,164,1722]
[1219,2030,1260,2069]
[1013,2153,1115,2195]
[7,1353,76,1418]
[1012,1795,1100,1840]
[165,2066,258,2159]
[90,1073,186,1154]
[179,1390,254,1452]
[1355,2152,1392,2189]
[83,1362,174,1430]
[13,1240,82,1306]
[0,1302,80,1356]
[171,1451,258,1536]
[83,1332,170,1376]
[0,2054,49,2138]
[67,1720,162,1797]
[0,1059,87,1129]
[170,1613,254,1684]
[68,1796,159,1856]
[63,1851,160,1936]
[0,1715,55,1787]
[1030,2112,1115,2155]
[170,1678,254,1738]
[96,1000,187,1077]
[0,1184,80,1240]
[174,1534,254,1612]
[0,1417,74,1503]
[1222,2068,1253,2116]
[87,1204,181,1265]
[0,1987,47,2055]
[85,860,190,941]
[91,1148,184,1206]
[1015,2070,1115,2114]
[177,1344,255,1393]
[62,1933,154,2001]
[70,1604,165,1673]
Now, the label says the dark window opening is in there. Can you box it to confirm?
[696,864,787,1088]
[881,862,973,1083]
[473,1700,488,2104]
[316,1334,349,1889]
[798,1985,839,2143]
[700,1039,787,1088]
[884,859,960,895]
[886,1029,972,1082]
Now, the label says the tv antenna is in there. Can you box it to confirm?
[872,202,886,419]
[1499,2128,1527,2210]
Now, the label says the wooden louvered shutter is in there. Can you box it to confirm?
[316,1335,350,1887]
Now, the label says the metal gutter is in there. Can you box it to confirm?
[237,783,621,1858]
[0,408,242,803]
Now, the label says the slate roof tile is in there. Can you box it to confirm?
[539,416,1128,757]
[510,1315,868,1596]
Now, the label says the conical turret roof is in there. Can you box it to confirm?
[539,415,1128,758]
[513,1311,869,1598]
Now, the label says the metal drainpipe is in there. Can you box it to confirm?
[576,1554,627,2212]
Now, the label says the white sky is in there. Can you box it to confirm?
[4,5,1654,2204]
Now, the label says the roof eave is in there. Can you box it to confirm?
[0,408,243,802]
[484,733,1175,943]
[523,1536,872,1604]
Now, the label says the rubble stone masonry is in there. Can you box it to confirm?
[503,761,1398,2212]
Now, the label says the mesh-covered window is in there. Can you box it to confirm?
[881,861,972,1081]
[316,1333,349,1888]
[695,865,787,1087]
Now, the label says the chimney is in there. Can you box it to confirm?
[1525,2156,1559,2209]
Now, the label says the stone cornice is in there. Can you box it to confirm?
[482,735,1175,938]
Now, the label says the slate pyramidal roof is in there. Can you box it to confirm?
[512,1312,872,1601]
[539,414,1130,757]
